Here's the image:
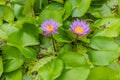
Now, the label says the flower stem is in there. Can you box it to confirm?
[74,35,79,45]
[74,35,79,51]
[85,19,94,23]
[51,35,56,52]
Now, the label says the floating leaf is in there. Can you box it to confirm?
[58,44,72,55]
[22,0,35,16]
[0,0,6,5]
[59,51,88,68]
[46,3,64,16]
[107,0,118,9]
[52,0,64,4]
[7,23,39,58]
[0,30,7,40]
[108,62,120,71]
[87,67,120,80]
[63,2,72,20]
[88,4,113,18]
[91,0,107,7]
[27,56,55,73]
[19,47,37,58]
[94,18,120,37]
[13,4,24,18]
[0,5,14,22]
[38,8,63,26]
[10,0,26,5]
[2,46,24,72]
[22,32,39,47]
[5,69,22,80]
[88,36,120,66]
[38,58,63,80]
[0,23,18,36]
[58,67,90,80]
[67,0,91,17]
[39,36,54,54]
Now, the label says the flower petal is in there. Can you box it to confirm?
[69,19,90,36]
[41,19,59,35]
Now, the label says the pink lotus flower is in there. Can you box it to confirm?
[41,19,59,35]
[69,19,90,36]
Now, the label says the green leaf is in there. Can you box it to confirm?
[93,18,120,28]
[114,35,120,45]
[88,50,119,66]
[53,28,71,43]
[93,18,120,37]
[15,17,37,27]
[27,56,55,73]
[58,44,72,55]
[0,0,6,5]
[59,51,88,68]
[0,56,3,77]
[22,74,32,80]
[63,2,72,20]
[7,23,39,47]
[46,3,65,16]
[22,23,39,38]
[87,67,120,80]
[10,0,26,5]
[22,32,39,47]
[2,46,24,72]
[90,36,119,50]
[21,23,39,46]
[34,0,42,10]
[0,30,7,40]
[5,69,22,80]
[0,23,19,36]
[23,56,55,80]
[0,5,14,22]
[39,36,54,54]
[22,0,35,17]
[107,0,118,9]
[67,0,91,17]
[7,31,22,47]
[38,58,63,80]
[38,8,63,26]
[77,44,87,54]
[13,4,24,18]
[0,23,18,41]
[42,0,48,6]
[19,47,37,58]
[52,0,64,4]
[108,62,120,71]
[88,36,120,66]
[88,4,113,18]
[58,67,90,80]
[90,0,107,7]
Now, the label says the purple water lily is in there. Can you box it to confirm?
[69,19,90,36]
[41,19,59,35]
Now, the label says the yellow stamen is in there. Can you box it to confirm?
[46,25,54,31]
[75,26,84,34]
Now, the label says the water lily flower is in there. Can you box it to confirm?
[69,19,90,36]
[41,19,59,35]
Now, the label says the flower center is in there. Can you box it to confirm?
[46,25,54,31]
[75,26,84,34]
